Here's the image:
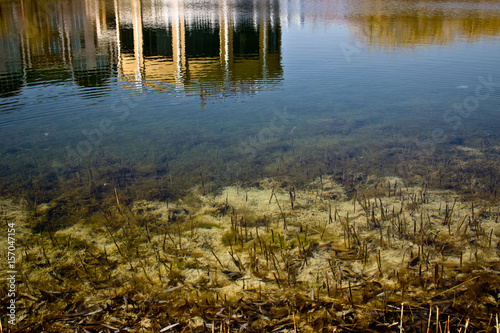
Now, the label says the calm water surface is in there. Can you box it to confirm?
[1,0,500,198]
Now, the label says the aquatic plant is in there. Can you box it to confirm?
[1,175,499,332]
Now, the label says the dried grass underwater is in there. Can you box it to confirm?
[1,176,500,332]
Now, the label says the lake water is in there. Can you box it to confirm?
[1,0,500,202]
[3,1,500,330]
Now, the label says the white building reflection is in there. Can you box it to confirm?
[1,0,499,97]
[0,0,283,99]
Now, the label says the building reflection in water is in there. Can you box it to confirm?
[348,0,500,50]
[0,0,283,102]
[118,0,282,102]
[0,0,119,96]
[1,0,499,99]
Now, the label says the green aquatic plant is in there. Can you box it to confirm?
[221,227,237,247]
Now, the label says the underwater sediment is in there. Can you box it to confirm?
[1,167,499,332]
[1,111,500,332]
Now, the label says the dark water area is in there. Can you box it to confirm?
[1,0,500,205]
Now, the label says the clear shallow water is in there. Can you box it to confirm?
[1,0,500,198]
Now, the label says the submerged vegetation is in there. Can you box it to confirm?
[1,116,500,332]
[1,74,499,332]
[1,166,499,331]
